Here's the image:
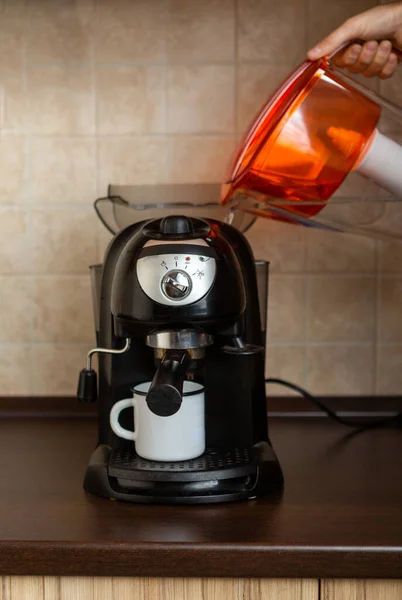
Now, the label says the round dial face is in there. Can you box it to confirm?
[136,250,216,306]
[161,269,192,300]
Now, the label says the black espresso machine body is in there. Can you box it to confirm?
[80,216,283,504]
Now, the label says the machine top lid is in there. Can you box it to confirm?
[143,215,211,240]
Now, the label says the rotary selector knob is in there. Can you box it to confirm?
[161,269,192,300]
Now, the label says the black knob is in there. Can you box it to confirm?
[144,216,210,240]
[161,270,192,300]
[146,385,182,417]
[77,368,97,403]
[160,215,194,236]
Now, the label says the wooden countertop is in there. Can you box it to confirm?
[1,399,402,579]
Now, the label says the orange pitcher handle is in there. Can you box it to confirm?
[327,39,402,62]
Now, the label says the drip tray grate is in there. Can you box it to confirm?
[108,447,256,482]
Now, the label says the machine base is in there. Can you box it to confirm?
[83,442,283,504]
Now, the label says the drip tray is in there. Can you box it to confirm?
[108,446,256,482]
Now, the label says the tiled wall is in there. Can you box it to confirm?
[0,0,401,397]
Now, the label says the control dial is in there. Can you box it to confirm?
[161,269,192,300]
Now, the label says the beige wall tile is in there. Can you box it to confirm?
[167,65,235,133]
[378,241,402,273]
[0,208,29,274]
[307,344,375,395]
[371,203,402,243]
[0,17,24,76]
[169,135,236,184]
[237,64,290,132]
[25,67,95,135]
[32,276,93,342]
[32,343,92,395]
[377,345,402,395]
[378,277,402,342]
[267,275,306,342]
[30,137,96,205]
[0,16,23,129]
[307,276,375,342]
[307,0,377,49]
[25,5,93,66]
[0,277,32,342]
[306,230,375,273]
[94,0,166,64]
[380,64,402,106]
[377,96,402,136]
[97,222,113,263]
[0,0,401,397]
[1,74,26,131]
[23,0,95,18]
[0,344,32,394]
[0,134,26,204]
[97,137,169,191]
[30,208,97,275]
[0,0,27,18]
[265,344,305,396]
[96,66,165,135]
[166,0,235,62]
[246,219,306,273]
[238,0,306,64]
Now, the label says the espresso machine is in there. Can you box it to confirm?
[77,214,283,504]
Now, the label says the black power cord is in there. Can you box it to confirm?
[265,377,402,430]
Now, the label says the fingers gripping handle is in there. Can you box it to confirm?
[326,39,402,62]
[110,398,138,441]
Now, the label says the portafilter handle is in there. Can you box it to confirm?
[146,350,189,417]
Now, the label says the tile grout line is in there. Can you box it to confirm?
[304,0,310,54]
[163,1,170,181]
[267,341,390,347]
[233,0,239,138]
[22,13,36,396]
[304,265,310,390]
[302,228,309,389]
[270,271,397,278]
[0,340,390,348]
[374,239,380,395]
[90,10,101,263]
[0,130,239,139]
[93,17,104,265]
[25,135,34,377]
[0,341,95,347]
[29,59,242,68]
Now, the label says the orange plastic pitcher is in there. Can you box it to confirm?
[221,47,402,238]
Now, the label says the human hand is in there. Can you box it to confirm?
[307,2,402,78]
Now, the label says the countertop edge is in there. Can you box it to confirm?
[1,541,402,579]
[1,395,402,418]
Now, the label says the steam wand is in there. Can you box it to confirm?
[77,339,131,403]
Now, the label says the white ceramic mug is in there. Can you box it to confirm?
[110,380,205,462]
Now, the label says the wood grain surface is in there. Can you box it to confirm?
[0,416,402,578]
[1,577,318,600]
[322,579,402,600]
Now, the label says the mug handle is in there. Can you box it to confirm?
[110,398,138,441]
